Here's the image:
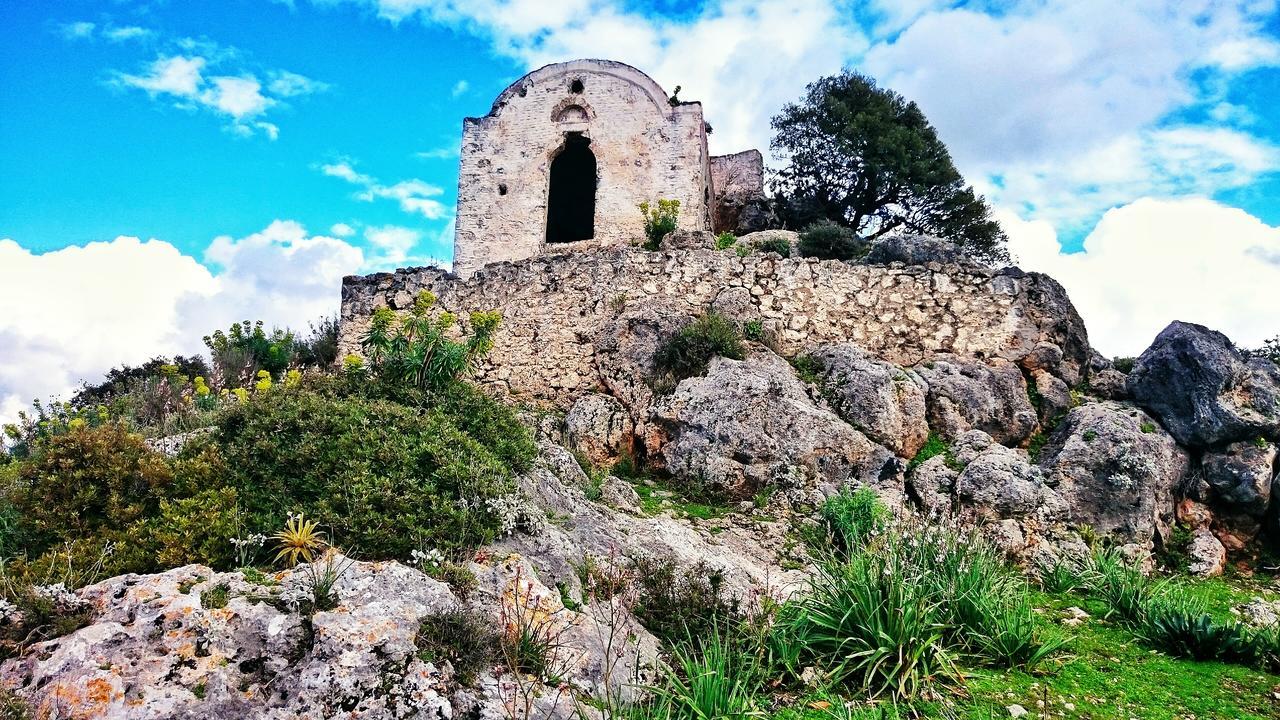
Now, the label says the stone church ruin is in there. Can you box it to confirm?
[453,59,766,277]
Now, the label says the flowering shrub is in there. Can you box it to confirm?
[361,291,502,391]
[639,198,680,250]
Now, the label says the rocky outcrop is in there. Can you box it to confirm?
[652,352,901,500]
[565,393,635,465]
[1,555,659,720]
[1037,402,1189,552]
[1127,321,1280,447]
[809,343,930,458]
[865,234,965,266]
[914,356,1039,446]
[1201,440,1277,518]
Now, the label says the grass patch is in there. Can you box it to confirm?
[907,432,962,473]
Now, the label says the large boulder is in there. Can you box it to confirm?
[1200,439,1278,518]
[593,299,692,414]
[652,352,901,500]
[865,234,964,266]
[809,343,930,458]
[1127,321,1280,447]
[914,356,1039,446]
[565,393,635,466]
[1038,402,1189,551]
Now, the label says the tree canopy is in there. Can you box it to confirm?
[770,71,1008,263]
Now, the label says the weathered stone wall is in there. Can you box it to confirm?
[454,60,714,277]
[339,247,1090,408]
[709,149,765,232]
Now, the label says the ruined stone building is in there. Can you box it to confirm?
[453,59,766,277]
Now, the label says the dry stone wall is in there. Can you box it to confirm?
[339,247,1090,408]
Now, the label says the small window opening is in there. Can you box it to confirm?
[546,134,596,243]
[498,183,508,196]
[569,78,584,94]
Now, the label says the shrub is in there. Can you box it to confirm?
[293,315,340,369]
[639,199,681,250]
[652,312,746,386]
[1081,548,1158,626]
[632,556,741,647]
[797,220,866,261]
[148,488,240,570]
[789,354,824,384]
[1112,357,1136,374]
[755,235,792,258]
[361,292,501,392]
[417,608,499,684]
[819,487,888,553]
[71,355,211,409]
[714,231,737,250]
[213,387,517,558]
[204,320,295,389]
[743,320,764,342]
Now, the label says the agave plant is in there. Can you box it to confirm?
[272,513,326,567]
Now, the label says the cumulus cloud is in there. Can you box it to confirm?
[1001,197,1280,357]
[320,161,449,219]
[109,33,326,139]
[330,222,356,237]
[0,224,365,425]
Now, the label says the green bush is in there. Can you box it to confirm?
[652,312,746,387]
[743,320,764,342]
[214,387,517,558]
[639,199,681,250]
[797,220,866,261]
[819,487,887,553]
[632,556,741,647]
[361,291,501,392]
[204,320,295,389]
[780,550,956,699]
[755,236,792,258]
[714,231,737,250]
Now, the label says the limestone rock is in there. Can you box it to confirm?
[1187,527,1227,577]
[653,352,901,499]
[1089,369,1130,400]
[593,299,691,413]
[660,229,715,251]
[915,356,1039,446]
[1038,401,1189,550]
[493,440,810,607]
[809,343,930,458]
[737,230,799,256]
[954,442,1067,525]
[1127,321,1280,447]
[1201,440,1278,518]
[565,393,634,465]
[865,234,964,266]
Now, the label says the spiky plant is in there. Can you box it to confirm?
[272,513,326,567]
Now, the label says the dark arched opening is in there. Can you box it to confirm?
[546,135,596,243]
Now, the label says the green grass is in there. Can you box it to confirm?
[630,477,731,520]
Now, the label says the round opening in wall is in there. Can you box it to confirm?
[498,183,508,196]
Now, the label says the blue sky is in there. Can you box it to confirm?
[2,0,1280,420]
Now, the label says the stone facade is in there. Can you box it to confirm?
[453,59,764,277]
[339,246,1089,408]
[709,149,765,233]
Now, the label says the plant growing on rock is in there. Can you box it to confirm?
[639,199,681,250]
[272,513,326,566]
[651,312,746,388]
[361,291,501,391]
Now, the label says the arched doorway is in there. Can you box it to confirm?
[546,134,596,243]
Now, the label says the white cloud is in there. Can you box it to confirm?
[111,41,326,139]
[0,224,365,425]
[105,26,152,42]
[320,161,448,219]
[451,79,469,97]
[415,146,458,160]
[60,21,97,39]
[330,222,356,237]
[1001,197,1280,357]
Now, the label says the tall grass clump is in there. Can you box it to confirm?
[777,497,1064,701]
[651,312,746,388]
[638,630,761,720]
